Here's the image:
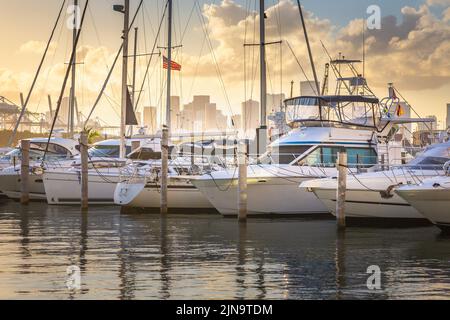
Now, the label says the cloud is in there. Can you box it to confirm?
[18,40,57,55]
[179,0,450,91]
[426,0,450,6]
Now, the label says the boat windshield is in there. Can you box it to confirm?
[296,146,378,168]
[259,145,312,165]
[407,143,450,169]
[285,96,380,128]
[0,143,71,161]
[88,145,131,158]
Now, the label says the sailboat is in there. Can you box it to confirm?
[113,0,215,211]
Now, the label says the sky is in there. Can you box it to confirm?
[0,0,449,129]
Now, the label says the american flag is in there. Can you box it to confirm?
[163,56,181,71]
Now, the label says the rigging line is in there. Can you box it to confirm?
[285,40,317,95]
[195,1,235,121]
[134,1,168,112]
[181,0,198,42]
[8,0,67,147]
[84,0,144,126]
[42,0,90,165]
[393,86,433,132]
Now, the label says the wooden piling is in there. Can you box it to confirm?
[238,142,248,222]
[20,140,30,205]
[161,127,169,215]
[80,132,89,210]
[336,152,347,229]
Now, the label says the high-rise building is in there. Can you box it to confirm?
[204,103,217,131]
[170,96,180,130]
[267,93,286,113]
[215,110,228,131]
[300,81,320,96]
[446,103,450,129]
[417,115,437,132]
[398,102,412,142]
[241,99,260,136]
[193,95,210,123]
[143,106,157,134]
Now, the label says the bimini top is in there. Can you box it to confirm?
[285,95,379,105]
[284,95,381,129]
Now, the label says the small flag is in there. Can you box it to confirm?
[396,104,404,117]
[163,56,181,71]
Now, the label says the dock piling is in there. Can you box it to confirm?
[161,127,169,215]
[336,152,347,229]
[20,139,30,205]
[238,142,248,222]
[80,132,89,210]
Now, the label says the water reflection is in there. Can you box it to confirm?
[0,202,450,299]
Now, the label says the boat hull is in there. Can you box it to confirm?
[114,180,214,210]
[191,176,330,216]
[43,171,119,205]
[0,171,47,200]
[396,188,450,229]
[311,188,424,219]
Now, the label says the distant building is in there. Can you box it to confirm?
[397,102,412,143]
[241,99,259,136]
[143,106,157,134]
[417,115,437,132]
[267,93,285,113]
[231,115,241,131]
[300,81,320,96]
[446,103,450,129]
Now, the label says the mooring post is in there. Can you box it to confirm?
[80,132,89,211]
[131,140,140,153]
[238,142,248,222]
[20,139,30,205]
[336,152,347,229]
[161,127,169,215]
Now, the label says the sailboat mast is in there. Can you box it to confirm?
[131,27,138,136]
[69,0,78,137]
[120,0,130,158]
[166,0,173,131]
[161,0,172,215]
[257,0,267,156]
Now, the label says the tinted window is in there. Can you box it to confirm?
[259,145,312,164]
[299,147,377,167]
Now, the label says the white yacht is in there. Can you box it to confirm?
[0,138,80,200]
[301,141,450,221]
[395,161,450,231]
[189,91,414,217]
[42,138,154,205]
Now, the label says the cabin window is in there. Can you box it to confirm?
[298,147,377,167]
[259,145,312,164]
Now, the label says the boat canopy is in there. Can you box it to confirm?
[284,95,381,129]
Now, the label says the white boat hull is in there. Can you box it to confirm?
[311,188,424,219]
[43,171,119,205]
[0,171,47,200]
[192,176,330,216]
[114,180,214,210]
[396,178,450,229]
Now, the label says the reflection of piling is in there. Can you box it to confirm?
[238,142,248,222]
[20,140,30,205]
[80,132,89,210]
[161,127,169,215]
[336,152,347,229]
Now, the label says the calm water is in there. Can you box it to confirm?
[0,200,450,300]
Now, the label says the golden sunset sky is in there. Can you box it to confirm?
[0,0,449,129]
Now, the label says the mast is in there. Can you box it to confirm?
[131,27,138,136]
[69,0,78,137]
[120,0,130,158]
[296,0,320,96]
[257,0,267,157]
[161,0,172,215]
